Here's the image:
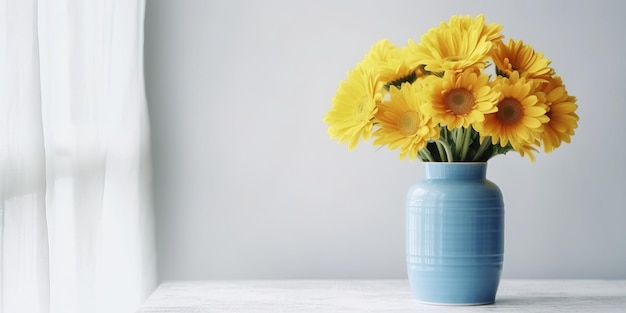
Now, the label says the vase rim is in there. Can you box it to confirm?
[422,162,487,165]
[423,162,488,179]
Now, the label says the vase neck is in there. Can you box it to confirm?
[424,162,487,180]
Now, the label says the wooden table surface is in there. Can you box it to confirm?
[137,279,626,312]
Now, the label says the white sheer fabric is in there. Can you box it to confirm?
[0,1,156,313]
[0,1,50,312]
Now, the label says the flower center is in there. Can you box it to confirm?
[444,88,475,115]
[444,54,468,63]
[496,98,523,125]
[354,97,371,120]
[398,111,420,136]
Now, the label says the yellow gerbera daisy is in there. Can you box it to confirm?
[491,39,553,81]
[443,13,504,42]
[424,69,499,130]
[406,14,503,73]
[537,76,579,152]
[477,71,549,150]
[324,65,384,150]
[361,39,416,84]
[373,82,440,160]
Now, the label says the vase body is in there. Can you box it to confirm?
[406,162,504,305]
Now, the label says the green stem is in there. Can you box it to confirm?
[453,128,463,160]
[460,127,472,161]
[472,136,493,161]
[419,149,435,162]
[442,127,449,142]
[434,139,454,162]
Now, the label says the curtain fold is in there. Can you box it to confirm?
[0,1,156,312]
[0,1,50,312]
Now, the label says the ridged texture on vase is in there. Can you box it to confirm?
[406,162,504,305]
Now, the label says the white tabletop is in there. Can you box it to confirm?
[137,279,626,312]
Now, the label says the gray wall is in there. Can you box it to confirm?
[144,0,626,281]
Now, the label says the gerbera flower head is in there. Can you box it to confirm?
[361,39,416,85]
[536,76,579,152]
[492,39,553,81]
[424,69,499,130]
[406,14,503,73]
[477,71,549,150]
[444,13,504,42]
[373,82,439,160]
[324,65,384,150]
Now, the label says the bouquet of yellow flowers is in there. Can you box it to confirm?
[324,14,579,162]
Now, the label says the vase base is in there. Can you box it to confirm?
[415,300,495,306]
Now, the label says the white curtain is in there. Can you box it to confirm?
[0,1,156,313]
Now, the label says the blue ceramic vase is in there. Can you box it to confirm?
[406,162,504,305]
